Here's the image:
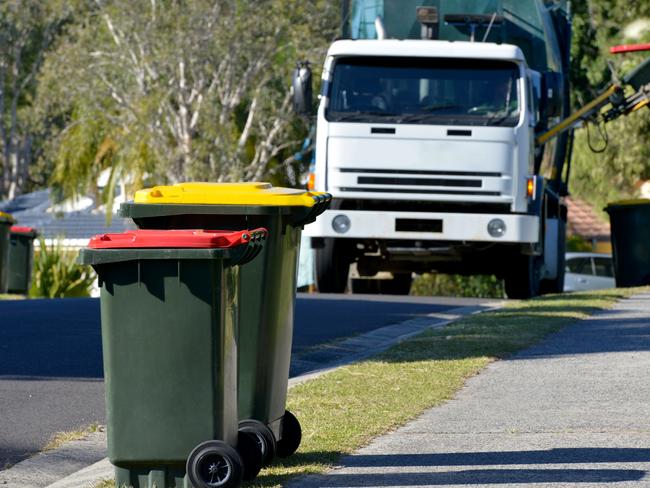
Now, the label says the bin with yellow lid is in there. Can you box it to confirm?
[0,212,16,293]
[120,182,331,463]
[605,199,650,287]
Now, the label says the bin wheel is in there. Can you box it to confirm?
[238,419,277,466]
[186,440,243,488]
[237,430,263,481]
[276,410,302,458]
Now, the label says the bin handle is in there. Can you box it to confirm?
[290,193,332,227]
[229,228,267,266]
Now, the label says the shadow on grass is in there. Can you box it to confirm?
[249,450,344,487]
[375,291,650,363]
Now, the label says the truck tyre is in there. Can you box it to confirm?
[504,253,542,299]
[539,219,567,295]
[315,238,349,293]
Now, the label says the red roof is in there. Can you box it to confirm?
[565,197,611,239]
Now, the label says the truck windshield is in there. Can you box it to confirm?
[326,57,521,127]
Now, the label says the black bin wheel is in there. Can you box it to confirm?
[186,440,243,488]
[237,430,263,481]
[238,419,277,466]
[276,410,302,458]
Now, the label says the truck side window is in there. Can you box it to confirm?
[526,75,537,125]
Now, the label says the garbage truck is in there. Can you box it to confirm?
[295,0,574,298]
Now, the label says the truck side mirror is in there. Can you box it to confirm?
[292,62,313,116]
[542,71,563,118]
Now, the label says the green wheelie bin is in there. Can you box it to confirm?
[119,182,331,464]
[78,228,268,488]
[8,226,38,294]
[0,212,15,294]
[605,199,650,287]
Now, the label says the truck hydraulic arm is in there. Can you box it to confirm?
[537,55,650,146]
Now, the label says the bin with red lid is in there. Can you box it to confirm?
[78,228,267,488]
[8,225,38,295]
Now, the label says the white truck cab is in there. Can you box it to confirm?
[304,39,561,296]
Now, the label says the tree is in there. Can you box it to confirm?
[37,0,338,205]
[568,1,650,211]
[0,1,75,200]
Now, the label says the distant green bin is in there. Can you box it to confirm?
[120,182,331,463]
[0,212,15,294]
[8,226,38,294]
[78,228,267,488]
[605,199,650,287]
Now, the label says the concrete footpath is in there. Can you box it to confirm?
[290,293,650,487]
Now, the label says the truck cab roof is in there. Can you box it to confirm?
[327,39,526,64]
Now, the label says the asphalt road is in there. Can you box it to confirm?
[0,294,479,469]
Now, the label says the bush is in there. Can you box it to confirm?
[30,237,96,298]
[411,273,504,298]
[566,234,593,252]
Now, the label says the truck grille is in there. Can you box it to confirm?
[340,187,501,196]
[337,168,504,197]
[340,168,501,177]
[358,176,481,187]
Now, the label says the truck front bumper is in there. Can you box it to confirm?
[304,210,540,243]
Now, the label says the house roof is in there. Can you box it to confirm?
[565,196,611,240]
[0,189,135,241]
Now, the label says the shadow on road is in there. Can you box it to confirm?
[256,448,649,486]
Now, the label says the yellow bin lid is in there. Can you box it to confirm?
[134,182,326,207]
[0,211,14,223]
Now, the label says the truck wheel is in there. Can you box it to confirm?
[504,254,542,299]
[315,238,349,293]
[539,219,567,295]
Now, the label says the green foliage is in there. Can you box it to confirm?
[0,0,80,199]
[411,273,505,299]
[567,234,593,252]
[30,237,95,298]
[569,2,650,209]
[36,0,339,204]
[570,113,650,213]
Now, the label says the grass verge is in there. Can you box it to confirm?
[252,289,638,487]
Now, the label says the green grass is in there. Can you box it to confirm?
[92,289,638,488]
[0,293,26,300]
[251,289,637,487]
[92,480,114,488]
[43,424,102,451]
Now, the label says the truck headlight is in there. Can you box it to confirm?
[332,214,351,234]
[487,219,506,238]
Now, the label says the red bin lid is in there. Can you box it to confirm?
[88,229,266,249]
[10,226,36,234]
